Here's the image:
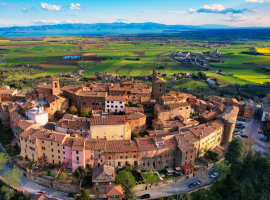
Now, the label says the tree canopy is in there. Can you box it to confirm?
[3,169,21,187]
[75,190,91,200]
[116,170,136,200]
[0,152,8,170]
[75,166,87,180]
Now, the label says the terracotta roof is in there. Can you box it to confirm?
[20,102,36,111]
[135,137,157,151]
[105,140,139,153]
[217,106,239,123]
[90,115,126,126]
[105,96,125,102]
[77,91,107,97]
[37,84,52,89]
[20,128,39,141]
[85,139,106,150]
[92,165,115,182]
[17,120,36,130]
[126,112,146,120]
[45,95,61,104]
[130,88,151,94]
[106,185,123,196]
[56,119,90,130]
[189,123,216,140]
[0,89,16,94]
[38,130,67,143]
[181,164,193,170]
[125,107,144,114]
[167,102,190,109]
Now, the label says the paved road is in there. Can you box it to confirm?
[0,147,72,200]
[244,107,269,153]
[136,169,216,199]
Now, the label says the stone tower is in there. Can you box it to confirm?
[52,78,60,95]
[152,68,167,101]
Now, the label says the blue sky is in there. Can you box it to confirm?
[0,0,269,27]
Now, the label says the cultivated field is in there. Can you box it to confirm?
[1,34,270,87]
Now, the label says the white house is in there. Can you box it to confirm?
[25,106,48,125]
[105,96,125,113]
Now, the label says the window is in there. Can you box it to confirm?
[107,101,109,103]
[111,105,113,108]
[111,101,113,103]
[63,151,65,154]
[57,143,59,146]
[121,106,123,108]
[51,149,53,152]
[120,101,122,104]
[91,155,93,158]
[58,150,60,153]
[42,147,45,150]
[107,105,109,108]
[51,142,53,145]
[83,102,86,105]
[76,151,79,154]
[76,157,79,161]
[64,157,65,160]
[52,155,54,158]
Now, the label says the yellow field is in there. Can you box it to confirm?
[256,47,270,54]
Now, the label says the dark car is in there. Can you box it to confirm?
[36,191,44,195]
[141,194,151,199]
[67,193,76,198]
[260,137,269,142]
[188,183,196,188]
[240,135,248,138]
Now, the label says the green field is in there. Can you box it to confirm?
[1,35,270,85]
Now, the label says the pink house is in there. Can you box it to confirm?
[62,137,86,172]
[62,137,106,171]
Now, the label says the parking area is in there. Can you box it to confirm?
[233,117,252,139]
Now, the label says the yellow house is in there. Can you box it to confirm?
[38,130,68,165]
[20,128,39,161]
[90,115,131,140]
[189,121,224,157]
[20,128,68,165]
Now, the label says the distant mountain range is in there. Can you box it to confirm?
[0,22,269,32]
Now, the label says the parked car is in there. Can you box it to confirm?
[240,135,248,138]
[141,194,151,199]
[260,125,264,130]
[67,193,77,198]
[237,122,244,126]
[260,137,269,142]
[234,131,242,135]
[258,130,264,134]
[210,172,218,178]
[196,180,204,185]
[188,183,196,188]
[237,126,245,130]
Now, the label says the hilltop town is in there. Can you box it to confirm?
[0,67,269,199]
[0,69,269,200]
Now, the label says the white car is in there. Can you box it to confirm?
[210,172,218,178]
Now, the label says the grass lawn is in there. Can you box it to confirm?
[143,173,160,182]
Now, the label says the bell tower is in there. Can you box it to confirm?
[52,78,60,95]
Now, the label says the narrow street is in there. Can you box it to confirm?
[136,169,215,199]
[0,147,72,200]
[244,107,269,153]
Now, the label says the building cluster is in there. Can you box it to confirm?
[0,69,257,195]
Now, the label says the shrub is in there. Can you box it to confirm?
[18,156,23,160]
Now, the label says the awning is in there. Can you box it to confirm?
[166,167,175,173]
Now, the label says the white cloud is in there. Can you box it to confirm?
[188,8,197,14]
[32,20,59,25]
[189,4,256,14]
[0,3,31,7]
[21,7,29,12]
[202,4,226,12]
[70,3,81,10]
[143,10,184,14]
[220,14,248,22]
[246,0,270,2]
[65,20,91,24]
[41,2,63,11]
